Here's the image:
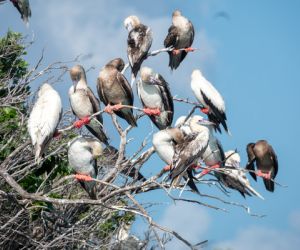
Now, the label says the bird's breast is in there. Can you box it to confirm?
[70,91,93,118]
[139,83,163,108]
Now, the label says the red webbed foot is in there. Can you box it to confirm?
[104,103,124,114]
[184,47,196,52]
[200,107,210,115]
[256,170,271,179]
[73,116,91,129]
[163,165,171,172]
[75,174,93,182]
[143,107,161,116]
[199,163,220,177]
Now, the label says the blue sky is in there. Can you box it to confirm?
[1,1,300,249]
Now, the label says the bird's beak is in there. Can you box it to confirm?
[199,119,215,126]
[73,80,79,92]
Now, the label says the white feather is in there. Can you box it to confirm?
[191,69,225,112]
[28,83,62,159]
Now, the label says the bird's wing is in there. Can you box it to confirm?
[117,72,134,106]
[201,89,228,132]
[156,74,174,125]
[164,25,179,48]
[188,21,195,45]
[269,145,278,178]
[86,87,103,124]
[170,132,208,179]
[97,77,108,105]
[127,25,152,68]
[216,139,226,164]
[245,143,257,181]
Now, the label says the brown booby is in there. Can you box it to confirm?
[69,65,108,145]
[28,83,62,164]
[97,58,137,127]
[246,140,278,192]
[124,15,153,82]
[191,69,229,133]
[10,0,31,26]
[68,136,102,199]
[164,10,194,70]
[138,67,174,130]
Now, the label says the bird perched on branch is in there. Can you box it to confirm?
[124,15,152,84]
[97,58,137,127]
[69,65,108,145]
[68,136,103,199]
[221,150,264,199]
[164,10,194,70]
[28,83,62,164]
[191,69,229,134]
[246,140,278,192]
[169,116,212,192]
[137,67,174,130]
[7,0,31,26]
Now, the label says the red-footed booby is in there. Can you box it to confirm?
[138,67,174,130]
[170,116,212,192]
[97,58,137,127]
[246,140,278,192]
[164,10,194,70]
[68,136,102,199]
[152,127,199,192]
[69,65,108,145]
[191,69,229,134]
[124,15,152,82]
[28,83,62,164]
[222,150,264,199]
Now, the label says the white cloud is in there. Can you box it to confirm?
[214,210,300,250]
[158,201,210,250]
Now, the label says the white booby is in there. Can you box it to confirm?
[97,58,137,127]
[138,67,174,130]
[246,140,278,192]
[164,10,194,70]
[222,150,264,199]
[124,15,153,80]
[191,69,229,133]
[10,0,31,26]
[170,116,212,192]
[69,65,108,145]
[68,136,103,199]
[28,83,62,164]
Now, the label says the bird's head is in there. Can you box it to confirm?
[140,67,164,86]
[191,69,203,80]
[38,83,53,96]
[70,65,86,92]
[107,58,125,72]
[172,10,182,17]
[124,15,140,31]
[88,140,103,159]
[190,115,215,128]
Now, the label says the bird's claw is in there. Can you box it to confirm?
[184,47,196,52]
[256,170,271,179]
[163,165,171,172]
[104,103,123,114]
[75,174,93,182]
[172,49,180,55]
[199,164,220,177]
[143,107,161,116]
[190,164,202,170]
[200,107,210,114]
[53,130,61,139]
[73,116,91,128]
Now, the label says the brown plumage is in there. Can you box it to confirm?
[246,140,278,192]
[97,58,137,127]
[69,65,108,145]
[164,10,194,70]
